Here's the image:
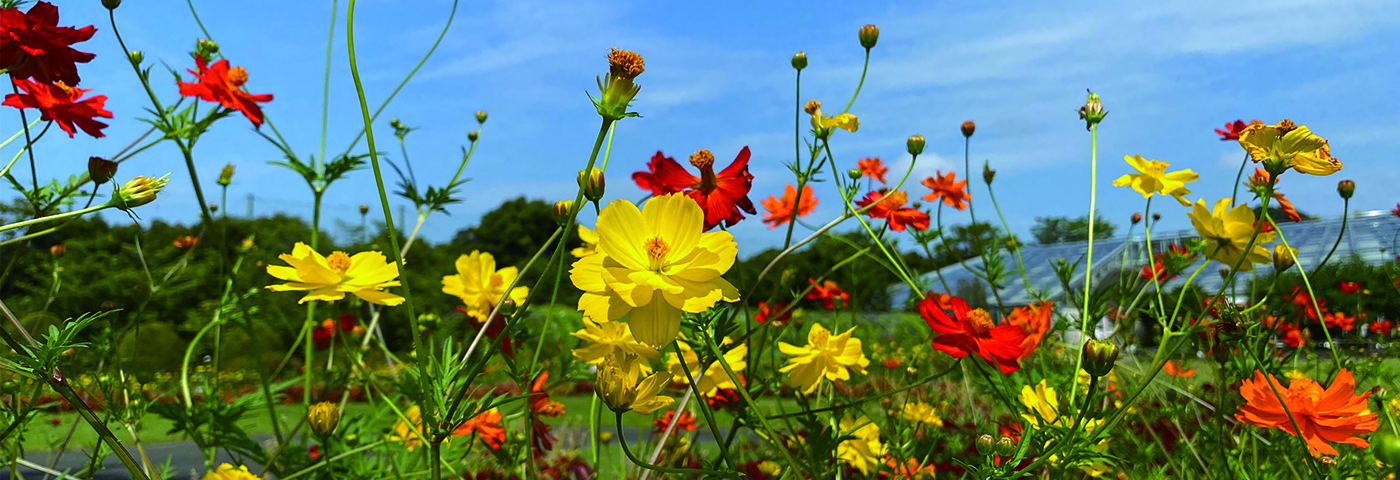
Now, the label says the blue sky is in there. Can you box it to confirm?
[19,0,1400,257]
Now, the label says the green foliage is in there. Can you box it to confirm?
[1031,214,1116,245]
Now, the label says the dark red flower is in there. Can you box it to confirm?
[1215,119,1249,141]
[704,375,744,412]
[2,78,110,138]
[855,190,929,232]
[755,301,791,324]
[919,295,1025,373]
[631,148,756,230]
[0,2,96,85]
[1392,203,1400,219]
[177,56,274,127]
[310,314,358,350]
[1339,281,1361,294]
[308,444,319,460]
[526,371,563,457]
[805,278,849,310]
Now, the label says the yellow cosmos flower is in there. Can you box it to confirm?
[805,99,859,133]
[389,405,428,450]
[901,401,944,427]
[571,318,659,376]
[666,336,746,395]
[442,251,529,320]
[1019,379,1062,427]
[571,225,599,258]
[837,415,886,475]
[201,464,260,480]
[265,242,403,305]
[597,352,674,414]
[778,323,870,394]
[1112,155,1198,206]
[1238,120,1341,176]
[569,193,740,346]
[1188,198,1275,271]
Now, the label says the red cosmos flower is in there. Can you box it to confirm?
[1235,368,1377,457]
[631,148,756,230]
[1339,281,1361,294]
[920,171,969,211]
[1141,243,1192,282]
[177,56,274,127]
[651,410,697,435]
[454,408,506,450]
[919,295,1026,374]
[2,79,110,138]
[527,371,564,457]
[856,157,888,183]
[1004,301,1053,361]
[880,358,902,369]
[704,375,744,412]
[1215,119,1250,141]
[1392,202,1400,218]
[0,2,95,85]
[805,278,849,309]
[855,190,929,232]
[1289,285,1323,321]
[1273,192,1301,223]
[755,301,791,324]
[311,314,359,350]
[1322,311,1355,331]
[760,184,816,229]
[1371,319,1393,336]
[1262,315,1305,348]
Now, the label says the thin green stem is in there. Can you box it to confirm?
[841,50,869,114]
[701,335,808,477]
[614,411,734,478]
[318,1,338,170]
[1313,198,1348,273]
[1070,123,1099,411]
[0,203,108,233]
[672,341,731,467]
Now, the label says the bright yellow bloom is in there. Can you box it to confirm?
[1238,120,1341,176]
[201,464,259,480]
[570,193,740,346]
[265,242,403,305]
[597,352,674,414]
[837,415,886,475]
[442,251,529,320]
[1188,198,1275,271]
[1019,379,1062,427]
[572,225,599,258]
[666,336,746,395]
[571,318,659,376]
[901,401,944,427]
[778,323,870,394]
[806,100,859,133]
[1112,155,1197,206]
[1286,369,1310,381]
[389,405,428,450]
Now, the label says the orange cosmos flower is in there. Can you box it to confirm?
[1339,281,1361,294]
[453,408,505,450]
[172,235,199,249]
[921,171,969,211]
[631,148,756,230]
[1322,311,1355,331]
[651,409,698,435]
[526,371,564,456]
[1235,369,1376,456]
[1261,315,1306,348]
[1005,301,1053,361]
[177,56,274,127]
[3,79,111,138]
[855,190,929,232]
[856,157,888,183]
[1163,361,1195,378]
[760,184,817,229]
[806,278,849,310]
[881,456,936,479]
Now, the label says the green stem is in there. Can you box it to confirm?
[672,341,731,467]
[1069,123,1100,409]
[614,411,733,478]
[1312,198,1348,273]
[318,1,338,170]
[0,203,108,233]
[841,50,870,114]
[701,335,808,477]
[1267,215,1343,372]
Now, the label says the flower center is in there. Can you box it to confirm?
[488,274,504,289]
[327,251,352,272]
[53,81,79,97]
[644,236,670,261]
[607,48,645,79]
[1276,119,1296,135]
[967,308,994,333]
[811,328,830,347]
[227,66,249,87]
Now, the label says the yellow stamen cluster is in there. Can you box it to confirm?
[326,251,352,272]
[803,100,821,115]
[967,308,994,333]
[644,237,670,260]
[608,48,644,80]
[689,149,715,170]
[227,66,248,87]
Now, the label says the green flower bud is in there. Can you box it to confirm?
[467,130,479,142]
[111,174,171,210]
[475,111,488,124]
[1081,339,1119,377]
[1337,179,1354,200]
[791,52,807,71]
[858,24,880,49]
[553,200,575,226]
[994,436,1017,457]
[1077,90,1107,131]
[217,164,234,187]
[128,50,144,65]
[578,168,606,202]
[103,0,121,10]
[848,168,862,180]
[975,434,996,455]
[359,204,369,215]
[906,135,926,156]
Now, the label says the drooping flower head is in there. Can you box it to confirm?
[1237,120,1341,176]
[856,157,888,183]
[2,79,110,138]
[778,323,869,394]
[1112,155,1197,206]
[0,2,96,85]
[805,278,849,310]
[596,352,674,415]
[177,56,274,127]
[1005,301,1053,361]
[265,243,404,305]
[527,371,564,456]
[760,184,817,229]
[855,190,929,232]
[1188,198,1275,271]
[630,148,757,230]
[442,251,529,321]
[920,295,1025,373]
[570,318,659,376]
[921,171,969,211]
[1235,369,1377,457]
[569,193,740,346]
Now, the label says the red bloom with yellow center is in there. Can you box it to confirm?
[1235,368,1376,457]
[1339,281,1361,294]
[0,2,95,85]
[631,148,756,230]
[3,79,110,138]
[921,171,969,211]
[177,56,274,127]
[856,157,888,183]
[805,278,850,310]
[855,190,929,232]
[760,184,816,229]
[1372,319,1393,336]
[919,295,1025,373]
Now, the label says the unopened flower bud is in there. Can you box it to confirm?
[578,168,606,202]
[1131,213,1142,224]
[208,203,218,213]
[389,118,402,129]
[961,120,976,138]
[467,130,479,142]
[1219,268,1230,279]
[50,244,64,256]
[475,110,488,124]
[217,163,234,187]
[847,168,862,180]
[1337,180,1354,200]
[127,50,144,66]
[803,100,821,116]
[1273,245,1297,272]
[1081,339,1119,377]
[995,436,1017,457]
[103,0,121,9]
[982,162,995,185]
[111,174,170,210]
[499,298,518,316]
[791,52,807,70]
[88,156,118,184]
[197,38,218,55]
[599,431,614,445]
[1077,90,1107,131]
[359,204,369,215]
[906,135,926,156]
[975,434,996,455]
[553,200,575,225]
[307,402,340,436]
[1152,212,1161,222]
[858,24,879,49]
[239,237,255,252]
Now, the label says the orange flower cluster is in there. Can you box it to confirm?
[1235,369,1376,457]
